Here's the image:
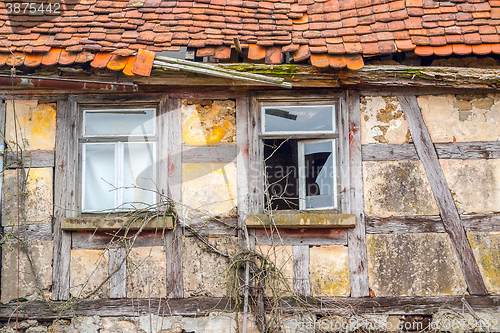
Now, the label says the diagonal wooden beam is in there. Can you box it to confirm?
[398,95,488,296]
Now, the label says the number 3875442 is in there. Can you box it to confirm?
[6,2,61,15]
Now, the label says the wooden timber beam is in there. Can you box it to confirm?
[2,296,500,320]
[347,91,370,297]
[398,95,488,296]
[362,142,500,161]
[366,214,500,234]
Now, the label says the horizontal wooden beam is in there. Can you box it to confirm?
[182,145,238,163]
[62,216,173,231]
[3,295,500,320]
[1,223,52,242]
[366,214,500,234]
[254,228,348,246]
[0,297,235,320]
[71,230,166,249]
[277,295,500,315]
[5,150,55,168]
[247,212,355,228]
[362,142,500,161]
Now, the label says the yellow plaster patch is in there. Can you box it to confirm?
[257,245,293,297]
[181,100,236,145]
[182,162,237,218]
[70,249,109,298]
[309,245,350,296]
[467,232,500,294]
[5,100,56,150]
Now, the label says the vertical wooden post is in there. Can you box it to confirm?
[0,100,5,300]
[109,247,127,298]
[52,99,77,300]
[293,245,311,296]
[165,98,183,298]
[236,96,250,245]
[347,91,370,297]
[398,95,487,295]
[248,96,263,214]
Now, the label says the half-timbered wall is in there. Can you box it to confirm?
[2,91,500,332]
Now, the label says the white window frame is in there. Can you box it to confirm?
[78,106,159,214]
[297,139,337,210]
[259,100,340,211]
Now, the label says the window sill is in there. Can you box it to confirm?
[246,210,355,228]
[62,215,174,231]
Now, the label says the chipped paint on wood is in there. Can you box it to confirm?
[363,161,439,217]
[309,245,350,297]
[367,233,467,297]
[181,99,236,145]
[182,162,237,218]
[5,100,56,151]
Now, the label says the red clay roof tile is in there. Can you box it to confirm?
[328,55,347,67]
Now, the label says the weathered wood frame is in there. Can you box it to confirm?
[52,98,78,300]
[247,91,366,296]
[52,95,186,300]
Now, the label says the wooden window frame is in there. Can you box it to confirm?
[248,92,350,217]
[52,95,183,300]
